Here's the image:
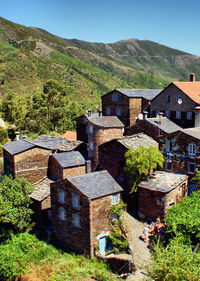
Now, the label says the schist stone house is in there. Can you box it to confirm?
[137,171,188,220]
[150,73,200,128]
[51,170,123,257]
[102,88,161,127]
[87,115,124,170]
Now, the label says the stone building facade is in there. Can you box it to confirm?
[102,89,161,127]
[138,171,188,220]
[150,76,200,128]
[51,170,122,258]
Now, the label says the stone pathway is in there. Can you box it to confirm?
[122,212,152,281]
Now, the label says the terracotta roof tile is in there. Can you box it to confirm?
[173,81,200,104]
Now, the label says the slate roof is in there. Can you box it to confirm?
[68,170,123,200]
[87,116,124,128]
[114,89,161,100]
[2,139,35,155]
[138,171,188,193]
[32,135,82,151]
[145,117,182,134]
[52,151,85,168]
[173,82,200,104]
[30,177,54,201]
[181,127,200,140]
[117,133,158,149]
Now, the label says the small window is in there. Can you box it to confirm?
[112,93,120,102]
[89,125,93,134]
[112,194,118,204]
[116,107,121,116]
[73,213,80,227]
[89,142,94,151]
[59,207,65,221]
[176,95,181,103]
[105,107,110,115]
[165,94,170,103]
[72,193,80,208]
[58,167,62,176]
[165,110,170,118]
[59,189,65,203]
[188,143,196,155]
[187,112,192,120]
[188,163,196,174]
[176,111,181,119]
[155,109,159,117]
[165,141,172,152]
[83,117,87,124]
[166,161,172,170]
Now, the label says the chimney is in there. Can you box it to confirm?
[98,110,102,117]
[86,160,91,173]
[22,136,26,140]
[87,109,92,117]
[15,131,20,141]
[190,73,195,82]
[158,112,164,124]
[143,111,148,119]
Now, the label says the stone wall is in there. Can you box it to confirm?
[3,150,14,176]
[51,180,91,256]
[14,147,51,184]
[138,181,188,220]
[63,165,86,178]
[129,97,143,126]
[76,115,88,143]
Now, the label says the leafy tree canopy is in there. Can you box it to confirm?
[124,145,164,192]
[0,176,34,232]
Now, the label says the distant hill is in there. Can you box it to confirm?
[0,16,200,104]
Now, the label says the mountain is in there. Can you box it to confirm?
[0,16,200,105]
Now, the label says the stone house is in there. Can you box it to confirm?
[48,151,87,180]
[87,116,124,170]
[137,171,188,220]
[98,133,158,192]
[51,170,123,258]
[150,73,200,128]
[102,88,161,127]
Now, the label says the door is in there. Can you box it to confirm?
[99,236,107,255]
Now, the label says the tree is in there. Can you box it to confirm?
[0,176,34,232]
[124,145,164,192]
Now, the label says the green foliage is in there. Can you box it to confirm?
[124,145,164,192]
[0,126,8,156]
[0,232,119,281]
[0,175,34,232]
[192,168,200,183]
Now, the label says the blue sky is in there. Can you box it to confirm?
[1,0,200,55]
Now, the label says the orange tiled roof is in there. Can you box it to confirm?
[62,131,77,141]
[173,81,200,104]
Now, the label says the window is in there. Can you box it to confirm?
[112,93,120,102]
[165,140,172,152]
[188,143,196,155]
[165,94,170,103]
[89,125,93,134]
[176,95,181,103]
[73,213,80,227]
[112,194,118,205]
[59,207,65,221]
[176,111,181,119]
[83,117,87,124]
[116,107,121,116]
[72,193,80,208]
[89,142,94,151]
[105,107,110,115]
[187,112,192,120]
[58,189,65,203]
[155,109,159,117]
[166,161,172,170]
[58,167,62,176]
[165,110,170,118]
[188,163,196,174]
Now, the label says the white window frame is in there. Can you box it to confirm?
[89,142,94,151]
[58,189,65,203]
[188,163,196,174]
[112,194,118,205]
[188,143,196,155]
[73,213,80,227]
[165,110,170,118]
[176,111,181,119]
[89,125,93,134]
[187,112,192,120]
[176,95,181,103]
[72,193,80,208]
[59,207,65,221]
[116,107,121,116]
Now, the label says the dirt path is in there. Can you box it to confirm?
[122,212,152,281]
